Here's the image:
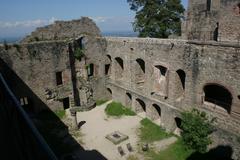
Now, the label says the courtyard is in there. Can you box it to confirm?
[69,101,189,160]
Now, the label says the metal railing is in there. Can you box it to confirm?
[0,73,57,160]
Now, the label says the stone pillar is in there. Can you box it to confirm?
[70,109,78,130]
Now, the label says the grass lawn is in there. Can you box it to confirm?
[140,118,171,143]
[54,110,66,119]
[105,101,136,117]
[145,139,194,160]
[96,99,108,106]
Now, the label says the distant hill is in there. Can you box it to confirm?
[102,31,138,37]
[0,31,138,44]
[0,37,23,44]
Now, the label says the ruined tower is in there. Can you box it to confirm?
[182,0,240,42]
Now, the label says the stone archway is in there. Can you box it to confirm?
[203,84,232,113]
[125,92,132,108]
[135,98,146,117]
[135,58,145,88]
[114,57,124,80]
[152,104,161,125]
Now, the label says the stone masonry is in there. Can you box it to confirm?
[0,0,239,159]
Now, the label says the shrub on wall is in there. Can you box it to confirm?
[181,109,215,153]
[74,47,85,61]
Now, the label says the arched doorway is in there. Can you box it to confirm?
[176,69,186,100]
[115,57,124,80]
[203,84,232,113]
[125,92,132,108]
[105,55,112,76]
[152,104,161,125]
[153,65,168,96]
[106,88,112,100]
[135,58,145,88]
[174,117,182,136]
[135,98,146,117]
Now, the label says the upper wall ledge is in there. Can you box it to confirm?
[104,37,187,45]
[187,40,240,48]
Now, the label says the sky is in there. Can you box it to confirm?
[0,0,188,38]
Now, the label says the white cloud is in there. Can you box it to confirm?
[91,16,110,23]
[0,17,57,28]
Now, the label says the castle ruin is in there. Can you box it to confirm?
[0,0,240,158]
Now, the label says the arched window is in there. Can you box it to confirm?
[203,84,232,113]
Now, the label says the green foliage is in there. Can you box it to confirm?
[146,139,193,160]
[96,99,108,106]
[181,109,214,153]
[74,47,85,61]
[105,101,136,117]
[140,118,170,142]
[54,110,66,119]
[127,0,185,38]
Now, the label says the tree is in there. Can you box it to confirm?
[181,109,215,153]
[127,0,185,38]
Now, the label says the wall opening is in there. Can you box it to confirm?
[175,117,182,129]
[153,65,168,96]
[74,37,85,49]
[135,58,145,87]
[203,84,232,113]
[62,97,70,110]
[20,97,29,106]
[105,64,111,75]
[115,57,124,79]
[152,104,161,119]
[88,63,94,77]
[176,69,186,90]
[125,92,132,107]
[207,0,211,11]
[105,55,112,76]
[135,98,146,113]
[106,88,112,99]
[235,3,240,15]
[213,22,219,41]
[56,71,63,86]
[238,95,240,100]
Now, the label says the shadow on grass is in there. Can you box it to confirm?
[187,145,233,160]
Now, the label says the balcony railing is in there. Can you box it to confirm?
[0,73,57,160]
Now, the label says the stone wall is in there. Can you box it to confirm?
[182,0,240,42]
[0,41,72,112]
[103,37,240,134]
[21,17,101,43]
